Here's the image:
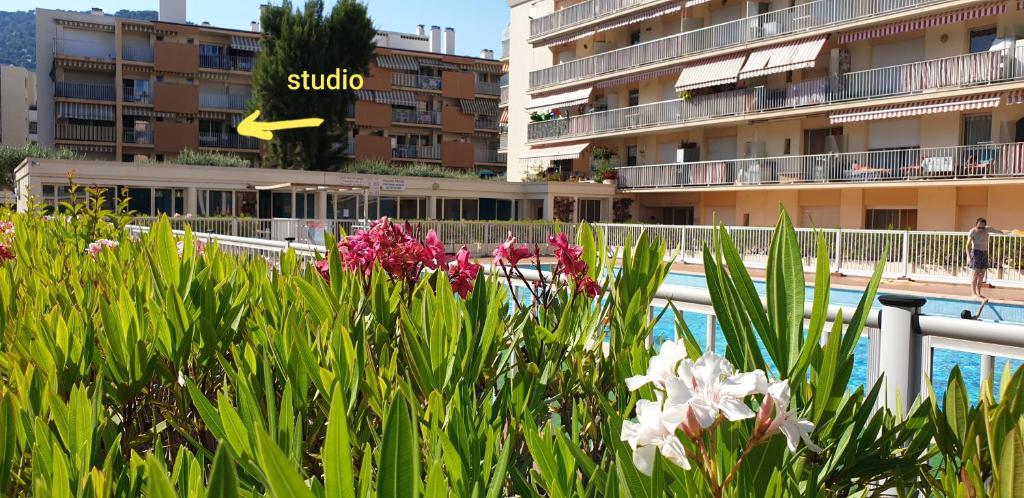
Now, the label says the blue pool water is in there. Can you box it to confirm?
[650,272,1024,403]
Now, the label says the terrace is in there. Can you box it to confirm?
[392,73,443,91]
[198,132,259,150]
[528,0,958,90]
[55,81,116,101]
[392,144,442,161]
[528,47,1024,143]
[392,108,441,126]
[198,93,250,111]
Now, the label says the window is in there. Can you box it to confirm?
[578,199,601,222]
[626,146,638,167]
[628,89,640,107]
[154,188,174,215]
[399,197,420,218]
[203,190,234,216]
[969,27,997,54]
[127,187,152,215]
[294,193,315,219]
[865,209,917,230]
[961,114,992,146]
[629,30,641,45]
[662,207,694,225]
[271,192,292,218]
[378,197,398,218]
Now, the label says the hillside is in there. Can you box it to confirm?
[0,9,158,70]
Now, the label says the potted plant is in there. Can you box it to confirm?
[600,167,618,185]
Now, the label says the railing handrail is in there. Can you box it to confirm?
[528,0,961,89]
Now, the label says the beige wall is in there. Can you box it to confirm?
[0,65,35,146]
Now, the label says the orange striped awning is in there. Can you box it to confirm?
[1007,91,1024,105]
[739,36,826,79]
[838,2,1005,44]
[685,0,711,6]
[595,63,687,89]
[829,94,1002,124]
[541,3,683,48]
[499,108,508,124]
[676,53,747,91]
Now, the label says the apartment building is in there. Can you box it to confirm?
[350,26,507,173]
[35,5,262,164]
[0,65,37,145]
[505,0,1024,231]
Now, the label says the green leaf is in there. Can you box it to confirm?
[254,430,316,498]
[765,208,805,374]
[207,446,240,498]
[377,396,420,498]
[145,454,180,498]
[325,385,356,498]
[998,430,1024,497]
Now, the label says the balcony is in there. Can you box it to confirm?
[392,73,442,91]
[56,123,115,142]
[122,45,154,63]
[529,0,954,90]
[392,144,441,160]
[616,143,1024,190]
[199,54,256,72]
[501,39,510,60]
[199,93,249,110]
[476,81,501,96]
[529,47,1024,142]
[499,125,509,151]
[199,132,259,150]
[123,86,152,104]
[123,128,154,145]
[475,116,500,130]
[529,0,664,39]
[474,149,507,164]
[392,108,441,125]
[500,86,509,106]
[55,82,116,101]
[53,37,115,60]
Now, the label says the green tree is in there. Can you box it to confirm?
[253,0,376,170]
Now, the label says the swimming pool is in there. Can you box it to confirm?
[650,272,1024,402]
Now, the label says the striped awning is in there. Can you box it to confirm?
[1007,91,1024,105]
[459,99,500,115]
[419,58,460,70]
[838,2,1006,44]
[199,110,229,119]
[470,63,504,74]
[738,36,826,79]
[123,106,177,118]
[685,0,711,6]
[376,54,420,71]
[230,36,261,52]
[519,142,590,162]
[542,2,682,48]
[595,64,686,89]
[829,93,1002,124]
[373,90,417,107]
[676,53,747,91]
[526,87,593,112]
[57,102,114,121]
[500,108,509,124]
[354,90,375,101]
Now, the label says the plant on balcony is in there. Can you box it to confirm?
[678,89,693,101]
[594,164,618,183]
[171,149,250,168]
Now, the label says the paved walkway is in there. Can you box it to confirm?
[668,263,1024,304]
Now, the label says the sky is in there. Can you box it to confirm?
[25,0,510,57]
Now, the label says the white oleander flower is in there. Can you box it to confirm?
[661,351,767,430]
[759,381,820,453]
[625,340,689,391]
[620,399,690,475]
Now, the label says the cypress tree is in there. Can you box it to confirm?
[253,0,376,170]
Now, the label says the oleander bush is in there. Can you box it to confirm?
[2,195,1024,497]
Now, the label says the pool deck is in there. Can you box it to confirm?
[668,263,1024,305]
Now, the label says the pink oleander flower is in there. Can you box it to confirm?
[177,239,205,258]
[577,276,602,299]
[421,229,446,270]
[315,258,330,280]
[87,238,118,257]
[0,221,14,236]
[447,246,481,298]
[0,243,14,263]
[493,232,532,266]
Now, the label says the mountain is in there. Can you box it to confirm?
[0,9,158,70]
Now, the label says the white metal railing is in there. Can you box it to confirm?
[122,45,154,62]
[500,85,509,106]
[529,0,958,89]
[123,128,153,145]
[529,47,1024,141]
[53,37,116,60]
[476,81,502,96]
[499,125,509,151]
[392,144,442,160]
[199,53,256,72]
[475,116,500,130]
[392,72,443,91]
[128,224,1024,405]
[474,149,506,163]
[198,132,260,150]
[55,81,116,101]
[392,108,441,125]
[529,0,663,39]
[618,143,1024,189]
[56,123,115,142]
[199,93,250,110]
[122,85,152,104]
[501,39,510,60]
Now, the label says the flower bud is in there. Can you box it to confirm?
[753,395,775,441]
[681,409,703,440]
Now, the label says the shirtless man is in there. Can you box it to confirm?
[967,218,1003,298]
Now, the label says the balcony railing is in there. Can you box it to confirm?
[392,144,441,160]
[392,108,441,125]
[53,37,116,60]
[199,93,250,110]
[500,86,509,106]
[56,123,115,142]
[199,54,256,72]
[392,73,442,90]
[476,81,501,96]
[499,125,509,151]
[475,116,500,130]
[123,128,154,145]
[529,47,1024,142]
[199,132,259,150]
[530,0,663,39]
[122,45,154,63]
[474,149,507,164]
[617,143,1024,190]
[501,39,510,60]
[55,81,116,101]
[529,0,955,90]
[123,86,152,104]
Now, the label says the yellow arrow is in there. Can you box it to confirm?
[237,110,325,140]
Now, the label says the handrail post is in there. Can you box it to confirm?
[833,229,843,274]
[980,354,995,389]
[706,314,716,352]
[877,295,926,414]
[900,231,911,280]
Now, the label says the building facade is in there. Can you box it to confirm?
[505,0,1024,231]
[35,6,506,172]
[0,65,37,146]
